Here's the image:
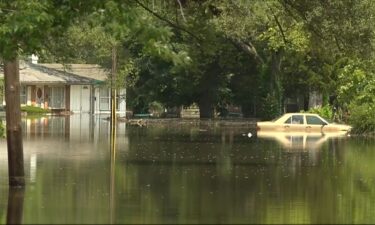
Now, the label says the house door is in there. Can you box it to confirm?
[36,86,44,108]
[70,85,91,113]
[80,86,91,113]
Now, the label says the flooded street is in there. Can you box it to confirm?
[0,115,375,224]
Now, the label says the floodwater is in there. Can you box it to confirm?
[0,115,375,224]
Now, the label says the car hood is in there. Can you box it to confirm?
[327,123,352,131]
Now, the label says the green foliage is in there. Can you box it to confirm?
[0,119,5,138]
[0,0,102,60]
[335,60,368,109]
[348,102,375,135]
[148,101,164,116]
[331,59,375,133]
[305,105,333,121]
[4,0,374,123]
[259,93,280,120]
[21,106,50,114]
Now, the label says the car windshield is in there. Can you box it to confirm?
[317,115,331,124]
[322,117,333,124]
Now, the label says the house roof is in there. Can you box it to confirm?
[5,61,110,85]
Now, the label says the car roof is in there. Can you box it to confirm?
[283,113,319,116]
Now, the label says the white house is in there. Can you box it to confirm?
[1,59,126,115]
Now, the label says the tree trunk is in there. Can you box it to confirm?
[4,59,25,186]
[308,90,323,109]
[198,95,214,118]
[6,187,25,224]
[270,50,283,114]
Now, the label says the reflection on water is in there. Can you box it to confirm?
[257,131,349,151]
[0,115,374,224]
[6,187,25,224]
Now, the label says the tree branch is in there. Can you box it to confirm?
[176,0,187,22]
[229,38,265,65]
[134,0,201,43]
[273,14,288,45]
[280,0,325,41]
[266,3,288,45]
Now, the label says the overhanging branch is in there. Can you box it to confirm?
[134,0,201,43]
[229,38,265,65]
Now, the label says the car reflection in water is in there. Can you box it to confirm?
[257,131,349,151]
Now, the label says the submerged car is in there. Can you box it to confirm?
[256,113,351,133]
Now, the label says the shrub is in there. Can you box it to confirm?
[348,102,375,134]
[21,105,50,114]
[0,120,5,138]
[259,93,280,120]
[305,104,333,121]
[148,101,164,117]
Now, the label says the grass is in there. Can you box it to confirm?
[21,105,51,114]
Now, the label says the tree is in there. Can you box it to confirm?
[0,0,103,186]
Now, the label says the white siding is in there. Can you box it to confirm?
[94,87,101,113]
[70,85,81,112]
[27,86,32,105]
[118,89,126,116]
[81,85,91,113]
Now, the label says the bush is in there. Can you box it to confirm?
[259,93,280,120]
[21,105,50,114]
[148,101,164,117]
[305,104,333,121]
[348,102,375,134]
[0,120,5,138]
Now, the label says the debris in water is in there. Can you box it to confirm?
[242,132,252,138]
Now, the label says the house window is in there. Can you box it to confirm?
[99,87,120,111]
[20,86,27,105]
[99,88,110,110]
[50,87,65,108]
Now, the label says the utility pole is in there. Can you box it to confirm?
[4,59,25,187]
[110,46,117,153]
[109,46,117,224]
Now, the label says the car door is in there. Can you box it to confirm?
[305,115,327,132]
[283,115,305,132]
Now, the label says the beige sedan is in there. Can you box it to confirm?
[256,113,351,133]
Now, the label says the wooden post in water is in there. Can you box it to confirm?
[4,59,25,187]
[109,46,117,224]
[110,46,117,153]
[109,140,116,224]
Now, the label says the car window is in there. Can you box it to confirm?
[306,115,325,125]
[284,116,292,124]
[291,115,304,124]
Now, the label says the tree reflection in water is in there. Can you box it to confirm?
[7,187,25,224]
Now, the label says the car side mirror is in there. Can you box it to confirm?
[322,122,328,126]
